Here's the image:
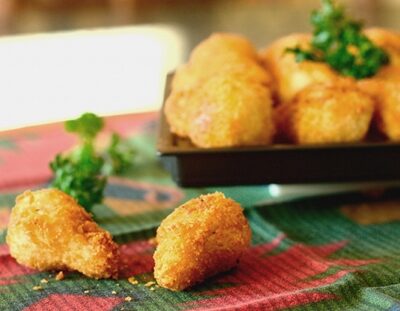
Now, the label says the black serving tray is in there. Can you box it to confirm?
[157,74,400,187]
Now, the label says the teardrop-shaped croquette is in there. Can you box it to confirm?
[154,192,251,291]
[358,78,400,141]
[190,33,258,64]
[165,32,275,147]
[6,189,119,279]
[188,75,275,148]
[171,33,269,92]
[276,81,374,144]
[260,33,339,104]
[365,28,400,66]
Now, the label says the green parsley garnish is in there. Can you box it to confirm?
[286,0,389,79]
[103,133,135,175]
[50,113,134,211]
[65,112,104,144]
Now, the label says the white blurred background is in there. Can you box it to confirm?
[0,25,185,130]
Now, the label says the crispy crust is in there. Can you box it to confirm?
[154,192,251,291]
[365,28,400,66]
[276,80,374,144]
[358,78,400,141]
[6,189,119,279]
[188,75,275,147]
[259,33,339,104]
[164,33,274,147]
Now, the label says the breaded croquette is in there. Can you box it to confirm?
[154,192,251,291]
[172,33,270,92]
[276,81,374,144]
[260,33,339,104]
[165,33,274,146]
[172,57,271,92]
[188,75,274,147]
[6,189,119,279]
[164,87,199,138]
[365,28,400,66]
[358,79,400,141]
[376,65,400,83]
[190,33,258,64]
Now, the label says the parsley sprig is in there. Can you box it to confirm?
[50,113,134,211]
[287,0,389,79]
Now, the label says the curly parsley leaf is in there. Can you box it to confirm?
[287,0,389,79]
[50,113,134,212]
[103,133,135,175]
[65,112,104,144]
[50,144,106,211]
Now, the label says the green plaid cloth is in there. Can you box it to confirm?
[0,112,400,310]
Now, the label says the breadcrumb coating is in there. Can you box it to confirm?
[376,65,400,83]
[276,81,374,144]
[154,192,251,291]
[365,28,400,66]
[188,75,275,147]
[358,78,400,141]
[260,33,339,104]
[190,33,258,63]
[165,33,274,146]
[6,189,119,279]
[172,56,271,92]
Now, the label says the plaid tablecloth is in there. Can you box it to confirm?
[1,112,400,311]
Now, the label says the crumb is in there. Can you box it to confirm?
[84,290,90,294]
[144,281,155,287]
[40,279,48,284]
[128,277,138,285]
[111,291,117,295]
[32,286,43,291]
[148,237,157,246]
[55,271,64,281]
[124,296,133,302]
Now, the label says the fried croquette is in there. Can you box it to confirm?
[365,28,400,66]
[188,75,275,147]
[376,65,400,83]
[190,33,258,64]
[153,192,251,291]
[172,33,270,91]
[164,87,199,137]
[172,56,272,92]
[165,33,275,146]
[358,78,400,141]
[276,81,374,144]
[6,189,119,279]
[260,33,339,104]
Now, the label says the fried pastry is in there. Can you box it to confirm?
[6,189,119,279]
[358,78,400,141]
[276,81,374,144]
[260,33,339,104]
[188,74,274,147]
[165,33,274,146]
[376,65,400,83]
[154,192,251,291]
[365,28,400,66]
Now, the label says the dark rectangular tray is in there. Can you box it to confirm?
[157,74,400,187]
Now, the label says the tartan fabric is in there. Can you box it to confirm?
[0,112,400,310]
